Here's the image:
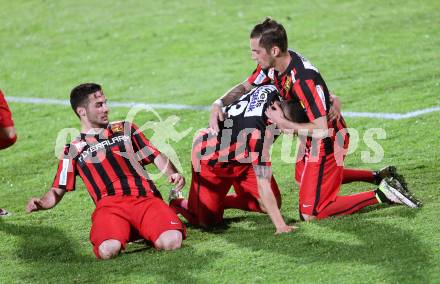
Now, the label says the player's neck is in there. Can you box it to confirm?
[274,52,292,74]
[80,121,106,134]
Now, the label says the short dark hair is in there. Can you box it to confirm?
[250,17,288,53]
[70,83,102,117]
[281,100,309,123]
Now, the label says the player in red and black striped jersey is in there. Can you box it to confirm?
[51,121,164,203]
[0,89,18,217]
[26,83,186,259]
[171,85,296,234]
[209,18,421,221]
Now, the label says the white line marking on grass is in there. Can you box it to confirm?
[7,96,439,120]
[343,107,440,120]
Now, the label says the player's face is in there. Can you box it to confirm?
[250,37,275,69]
[85,91,109,128]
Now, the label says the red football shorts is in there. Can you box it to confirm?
[0,91,14,128]
[188,163,280,227]
[296,136,349,216]
[90,195,186,258]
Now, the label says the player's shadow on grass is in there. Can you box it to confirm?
[0,220,89,263]
[0,219,221,283]
[181,216,248,234]
[219,213,430,283]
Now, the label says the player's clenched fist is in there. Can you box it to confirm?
[26,198,44,213]
[168,173,185,191]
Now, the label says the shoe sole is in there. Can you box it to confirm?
[387,179,422,208]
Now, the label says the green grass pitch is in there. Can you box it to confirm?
[1,0,439,283]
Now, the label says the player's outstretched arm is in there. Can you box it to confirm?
[209,81,252,134]
[26,187,66,213]
[153,153,185,191]
[253,165,297,235]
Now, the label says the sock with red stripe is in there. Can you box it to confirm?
[316,191,378,219]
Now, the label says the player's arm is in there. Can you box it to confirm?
[153,153,185,191]
[328,93,341,121]
[265,101,328,137]
[253,165,297,235]
[26,187,66,213]
[209,80,253,134]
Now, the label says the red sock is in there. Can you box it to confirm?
[342,168,375,184]
[224,194,262,213]
[316,191,378,219]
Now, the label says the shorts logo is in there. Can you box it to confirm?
[170,221,179,225]
[302,204,312,208]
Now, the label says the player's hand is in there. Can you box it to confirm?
[168,173,185,191]
[265,101,285,125]
[274,225,298,235]
[26,198,44,213]
[328,94,341,121]
[208,103,225,135]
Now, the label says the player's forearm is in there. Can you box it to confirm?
[218,82,251,106]
[40,188,65,209]
[278,116,328,137]
[254,166,288,230]
[257,177,288,230]
[154,153,179,176]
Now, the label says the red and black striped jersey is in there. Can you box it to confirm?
[52,121,161,204]
[192,85,279,170]
[247,50,349,152]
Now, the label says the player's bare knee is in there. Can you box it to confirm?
[155,230,182,250]
[98,239,121,259]
[0,127,16,141]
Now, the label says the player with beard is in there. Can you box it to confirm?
[209,18,421,221]
[26,83,186,259]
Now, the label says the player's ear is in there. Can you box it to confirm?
[77,106,86,117]
[271,46,280,57]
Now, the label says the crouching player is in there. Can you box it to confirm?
[170,85,296,234]
[0,90,17,216]
[26,83,186,259]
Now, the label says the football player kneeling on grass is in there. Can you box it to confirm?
[170,85,296,235]
[0,89,18,217]
[210,17,422,222]
[26,83,186,259]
